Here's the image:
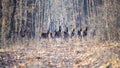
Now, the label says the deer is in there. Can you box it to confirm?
[20,26,31,39]
[55,26,62,38]
[80,25,88,41]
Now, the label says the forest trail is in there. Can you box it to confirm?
[0,39,120,68]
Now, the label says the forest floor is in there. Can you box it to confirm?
[0,38,120,68]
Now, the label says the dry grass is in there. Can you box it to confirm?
[0,38,120,68]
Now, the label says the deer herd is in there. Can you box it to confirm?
[19,25,88,41]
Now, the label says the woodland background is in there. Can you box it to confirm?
[0,0,120,46]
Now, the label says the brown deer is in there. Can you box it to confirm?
[20,26,31,38]
[80,26,88,41]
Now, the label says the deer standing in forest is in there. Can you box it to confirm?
[80,25,88,41]
[48,30,56,40]
[20,26,31,38]
[54,26,62,38]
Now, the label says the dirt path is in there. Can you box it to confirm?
[0,39,120,68]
